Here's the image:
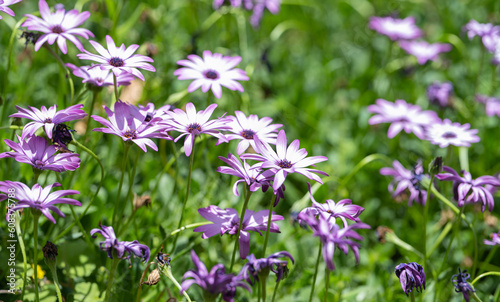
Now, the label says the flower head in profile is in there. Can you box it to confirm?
[367,99,439,139]
[476,94,500,117]
[436,166,500,212]
[22,0,94,54]
[174,50,248,99]
[10,104,86,139]
[394,262,426,296]
[138,103,172,125]
[484,230,500,246]
[426,119,480,148]
[0,135,80,172]
[77,35,155,81]
[194,205,283,259]
[217,153,270,196]
[0,0,22,19]
[369,16,423,40]
[90,224,150,263]
[451,268,475,302]
[427,82,453,107]
[66,63,135,87]
[380,160,428,206]
[0,181,80,224]
[463,20,497,40]
[240,251,294,285]
[399,41,452,64]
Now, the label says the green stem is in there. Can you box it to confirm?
[477,246,498,276]
[84,90,99,142]
[160,265,192,302]
[423,175,435,276]
[229,186,252,271]
[471,272,500,285]
[271,279,281,302]
[309,242,322,302]
[151,222,209,258]
[50,267,63,302]
[261,194,278,257]
[427,221,453,258]
[258,278,262,302]
[261,275,268,302]
[104,258,120,302]
[33,214,40,302]
[135,261,155,302]
[118,149,140,236]
[459,147,469,173]
[410,291,415,302]
[471,292,483,302]
[43,45,74,104]
[324,267,330,302]
[14,211,28,301]
[113,74,119,104]
[112,143,131,226]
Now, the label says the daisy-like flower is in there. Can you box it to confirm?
[66,63,135,87]
[224,111,282,154]
[399,41,452,64]
[426,119,480,148]
[476,94,500,117]
[368,16,423,41]
[217,153,270,196]
[484,231,500,246]
[90,224,150,263]
[0,135,80,172]
[77,35,155,81]
[0,0,22,19]
[240,130,328,191]
[427,82,453,107]
[435,166,500,212]
[394,262,426,296]
[367,99,439,139]
[240,251,294,285]
[380,160,428,206]
[164,102,231,156]
[92,101,172,152]
[174,50,249,99]
[0,181,80,224]
[463,20,497,40]
[22,0,94,54]
[194,205,284,259]
[10,104,87,139]
[451,268,475,302]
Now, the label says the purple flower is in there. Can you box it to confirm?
[0,135,80,172]
[90,224,150,263]
[303,215,370,270]
[368,16,423,40]
[427,82,453,107]
[481,27,500,52]
[213,0,242,9]
[435,166,500,212]
[0,0,22,19]
[476,94,500,117]
[0,181,80,224]
[463,20,497,40]
[194,205,284,259]
[22,0,94,54]
[451,268,475,302]
[181,250,251,302]
[426,119,480,148]
[10,104,86,139]
[484,231,500,246]
[77,35,155,81]
[217,153,270,196]
[174,50,248,99]
[240,251,294,285]
[92,101,172,152]
[380,160,428,206]
[138,103,172,124]
[240,130,328,191]
[243,0,281,28]
[224,111,282,154]
[298,183,364,227]
[367,99,439,139]
[164,102,231,156]
[66,63,135,87]
[399,41,452,64]
[394,262,426,296]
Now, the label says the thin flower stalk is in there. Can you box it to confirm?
[230,185,252,271]
[308,242,323,302]
[112,142,130,227]
[261,194,278,257]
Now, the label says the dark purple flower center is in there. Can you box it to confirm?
[442,131,457,139]
[241,130,256,139]
[51,25,63,34]
[34,159,45,168]
[144,114,153,122]
[204,70,219,80]
[123,130,137,139]
[44,118,53,123]
[109,57,125,67]
[95,77,104,84]
[188,123,202,134]
[277,160,292,169]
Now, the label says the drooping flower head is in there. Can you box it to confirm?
[451,268,475,302]
[394,262,426,296]
[426,119,480,148]
[476,94,500,118]
[22,0,94,54]
[368,16,423,40]
[10,104,87,139]
[484,230,500,246]
[90,224,150,263]
[217,153,270,196]
[0,135,80,172]
[174,50,249,99]
[164,103,231,156]
[463,20,497,40]
[194,205,283,259]
[380,160,428,206]
[367,99,439,139]
[77,35,155,81]
[435,166,500,212]
[0,181,80,224]
[240,251,294,285]
[0,0,22,19]
[399,41,452,64]
[427,82,453,107]
[66,63,135,87]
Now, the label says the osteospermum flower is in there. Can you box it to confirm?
[0,135,80,172]
[367,99,439,139]
[463,20,497,40]
[77,35,155,81]
[22,0,93,54]
[380,160,428,206]
[435,166,500,212]
[240,130,328,191]
[0,0,22,19]
[399,41,452,64]
[217,153,270,196]
[174,50,248,99]
[451,268,475,302]
[476,94,500,117]
[164,102,231,156]
[194,205,283,259]
[368,16,423,40]
[243,0,281,28]
[394,262,426,296]
[484,231,500,246]
[224,111,282,154]
[0,181,80,224]
[240,251,294,285]
[66,63,135,87]
[10,104,86,139]
[427,82,453,107]
[426,119,480,148]
[92,101,172,152]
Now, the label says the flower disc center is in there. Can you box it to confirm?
[277,160,292,169]
[123,130,137,139]
[442,131,457,139]
[51,25,63,34]
[44,118,53,123]
[188,123,202,134]
[204,70,219,80]
[109,57,125,67]
[241,129,256,139]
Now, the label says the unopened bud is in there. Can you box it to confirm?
[429,156,443,175]
[43,241,58,268]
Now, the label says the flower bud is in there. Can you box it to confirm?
[429,156,443,175]
[43,241,58,268]
[142,268,161,286]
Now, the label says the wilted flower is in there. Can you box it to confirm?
[0,0,22,19]
[0,181,80,224]
[399,41,452,64]
[66,63,135,87]
[484,230,500,246]
[436,166,500,212]
[367,99,439,139]
[368,16,423,40]
[22,0,94,54]
[240,251,294,285]
[451,268,475,302]
[142,268,161,286]
[380,160,428,206]
[394,262,426,296]
[476,94,500,117]
[426,119,480,148]
[427,82,453,107]
[217,153,270,196]
[90,224,150,263]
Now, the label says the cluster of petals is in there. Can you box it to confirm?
[23,0,94,54]
[394,262,426,296]
[0,181,80,224]
[194,205,283,259]
[0,0,22,19]
[90,224,150,263]
[213,0,280,28]
[484,231,500,246]
[451,268,475,302]
[464,20,498,40]
[368,16,423,40]
[66,63,135,87]
[139,103,172,124]
[240,251,294,285]
[476,94,500,118]
[435,166,500,212]
[380,160,428,206]
[426,119,480,148]
[399,40,452,64]
[427,81,453,107]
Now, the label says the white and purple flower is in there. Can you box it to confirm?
[426,119,480,148]
[399,41,452,64]
[369,16,423,41]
